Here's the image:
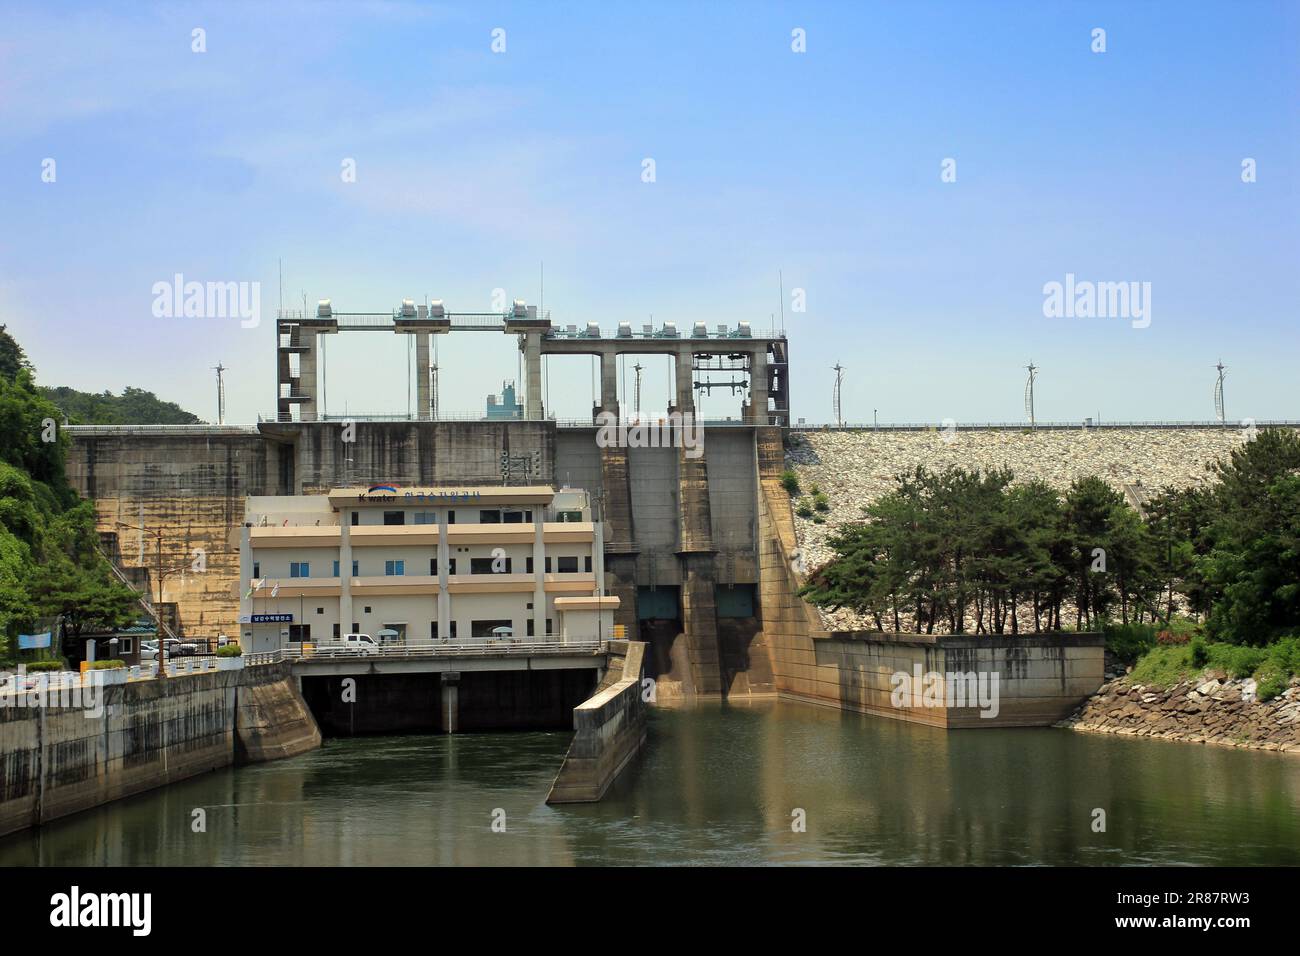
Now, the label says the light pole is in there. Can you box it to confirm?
[116,521,168,678]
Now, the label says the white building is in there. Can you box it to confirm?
[237,485,619,651]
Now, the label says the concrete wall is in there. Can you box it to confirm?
[67,429,273,638]
[0,663,319,838]
[772,631,1105,728]
[547,640,648,803]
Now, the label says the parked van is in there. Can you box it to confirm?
[338,633,381,655]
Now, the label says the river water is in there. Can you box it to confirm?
[4,699,1299,866]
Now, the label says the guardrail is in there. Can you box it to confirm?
[791,420,1300,432]
[248,640,606,664]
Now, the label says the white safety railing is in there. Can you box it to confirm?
[248,640,606,664]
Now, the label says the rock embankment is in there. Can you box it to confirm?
[1057,675,1300,753]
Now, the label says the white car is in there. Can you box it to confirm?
[338,633,381,655]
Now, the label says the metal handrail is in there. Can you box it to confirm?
[791,420,1300,432]
[255,640,606,662]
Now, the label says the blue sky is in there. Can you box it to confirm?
[1,0,1296,424]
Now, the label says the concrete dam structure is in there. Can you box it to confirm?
[65,419,783,700]
[65,419,1289,707]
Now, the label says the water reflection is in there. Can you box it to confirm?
[3,699,1298,866]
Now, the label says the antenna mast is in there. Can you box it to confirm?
[1024,362,1039,427]
[633,362,643,420]
[213,362,227,425]
[832,363,845,427]
[1214,361,1226,423]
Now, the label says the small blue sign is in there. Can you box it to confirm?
[18,631,52,649]
[251,613,293,624]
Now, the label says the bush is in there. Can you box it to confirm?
[88,659,126,670]
[1254,637,1300,701]
[812,515,826,524]
[217,644,242,657]
[813,493,830,512]
[1204,644,1265,679]
[1129,644,1195,688]
[25,660,65,672]
[780,470,800,495]
[1129,636,1300,700]
[795,501,814,519]
[1190,637,1209,669]
[1104,622,1157,665]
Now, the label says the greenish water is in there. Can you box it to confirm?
[4,699,1299,866]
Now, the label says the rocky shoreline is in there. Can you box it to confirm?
[1056,673,1300,754]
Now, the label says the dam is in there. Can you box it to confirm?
[60,302,1298,712]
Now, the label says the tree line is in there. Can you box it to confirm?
[798,428,1300,646]
[0,327,140,661]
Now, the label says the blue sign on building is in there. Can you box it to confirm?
[251,613,293,624]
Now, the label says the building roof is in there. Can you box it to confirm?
[326,485,558,508]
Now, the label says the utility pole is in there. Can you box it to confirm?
[213,363,227,425]
[633,362,643,420]
[116,521,168,679]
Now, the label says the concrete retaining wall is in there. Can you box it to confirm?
[0,663,319,838]
[547,640,648,803]
[773,630,1105,728]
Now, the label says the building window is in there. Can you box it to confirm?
[449,621,457,639]
[364,606,372,614]
[545,557,552,573]
[431,621,438,640]
[352,560,359,577]
[289,624,311,641]
[383,511,405,526]
[526,557,534,574]
[332,560,340,577]
[479,509,501,524]
[351,622,359,632]
[503,511,524,524]
[120,638,135,654]
[526,618,535,637]
[472,619,513,638]
[448,558,456,575]
[290,562,310,578]
[556,556,578,573]
[252,561,260,578]
[430,558,437,576]
[556,510,583,522]
[385,560,405,576]
[333,623,340,639]
[447,511,455,524]
[317,607,324,614]
[584,556,592,573]
[525,510,532,522]
[350,511,359,526]
[414,512,435,525]
[546,618,553,635]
